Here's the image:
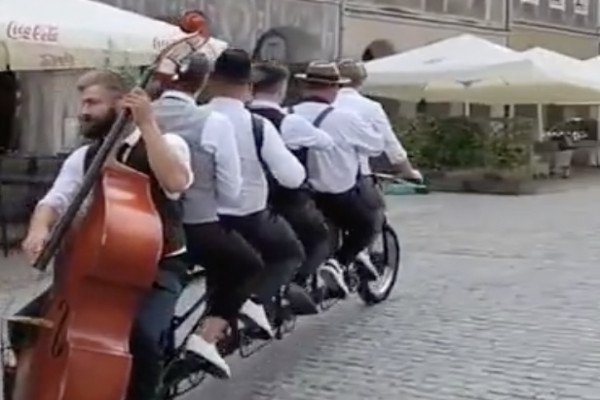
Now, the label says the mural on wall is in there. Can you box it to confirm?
[102,0,339,62]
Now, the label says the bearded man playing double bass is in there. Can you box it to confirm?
[13,69,193,400]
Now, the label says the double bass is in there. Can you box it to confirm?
[3,11,212,400]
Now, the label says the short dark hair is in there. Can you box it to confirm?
[212,48,252,84]
[252,62,289,93]
[177,52,211,84]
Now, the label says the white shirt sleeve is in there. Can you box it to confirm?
[371,103,408,164]
[37,146,87,216]
[339,109,384,156]
[162,133,193,200]
[201,113,242,204]
[280,114,334,151]
[260,118,306,189]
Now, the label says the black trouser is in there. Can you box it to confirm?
[8,255,188,400]
[271,191,330,285]
[314,183,380,266]
[357,175,386,236]
[220,209,305,305]
[184,222,262,320]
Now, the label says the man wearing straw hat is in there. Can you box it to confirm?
[290,61,384,295]
[248,61,346,297]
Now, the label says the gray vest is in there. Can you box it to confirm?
[152,95,218,224]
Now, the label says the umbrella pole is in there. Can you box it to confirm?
[536,103,544,140]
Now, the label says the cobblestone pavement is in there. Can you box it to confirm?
[3,188,600,400]
[185,188,600,400]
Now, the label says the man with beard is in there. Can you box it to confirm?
[13,69,193,400]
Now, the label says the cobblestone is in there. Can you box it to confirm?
[186,187,600,400]
[3,186,600,399]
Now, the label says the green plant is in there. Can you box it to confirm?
[393,115,533,172]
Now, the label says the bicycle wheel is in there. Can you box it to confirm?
[358,222,401,305]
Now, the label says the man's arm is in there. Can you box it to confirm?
[372,104,421,180]
[124,88,192,193]
[372,103,407,165]
[160,134,194,199]
[22,146,87,263]
[202,113,242,203]
[280,114,334,151]
[261,119,306,189]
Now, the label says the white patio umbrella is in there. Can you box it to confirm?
[363,34,600,105]
[0,0,228,71]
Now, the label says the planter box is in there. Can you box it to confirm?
[424,169,536,195]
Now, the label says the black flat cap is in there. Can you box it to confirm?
[212,48,252,84]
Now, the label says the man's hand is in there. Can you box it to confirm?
[22,226,50,264]
[405,169,423,183]
[122,88,155,129]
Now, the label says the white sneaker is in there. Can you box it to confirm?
[356,250,379,281]
[185,334,231,379]
[239,300,274,338]
[318,259,350,298]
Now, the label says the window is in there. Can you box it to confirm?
[423,0,503,22]
[549,0,566,11]
[513,0,597,31]
[574,0,589,16]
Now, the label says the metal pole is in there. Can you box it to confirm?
[337,0,346,60]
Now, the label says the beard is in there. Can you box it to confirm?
[78,109,117,141]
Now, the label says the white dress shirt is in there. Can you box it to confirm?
[160,90,241,206]
[292,99,384,194]
[38,130,193,218]
[206,97,305,216]
[249,99,334,151]
[335,87,408,174]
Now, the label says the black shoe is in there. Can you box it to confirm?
[286,283,319,315]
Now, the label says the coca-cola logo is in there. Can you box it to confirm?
[39,52,74,68]
[6,21,59,43]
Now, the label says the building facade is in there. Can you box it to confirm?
[342,0,599,60]
[342,0,509,60]
[100,0,341,64]
[96,0,600,64]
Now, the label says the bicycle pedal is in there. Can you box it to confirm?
[162,355,208,388]
[319,297,339,312]
[280,316,296,334]
[238,330,271,358]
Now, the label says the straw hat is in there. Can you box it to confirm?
[294,61,350,85]
[337,59,367,82]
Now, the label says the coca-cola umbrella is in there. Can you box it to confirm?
[0,0,226,71]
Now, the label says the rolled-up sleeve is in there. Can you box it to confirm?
[162,133,193,200]
[371,104,408,164]
[37,146,87,217]
[261,119,306,189]
[280,114,334,151]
